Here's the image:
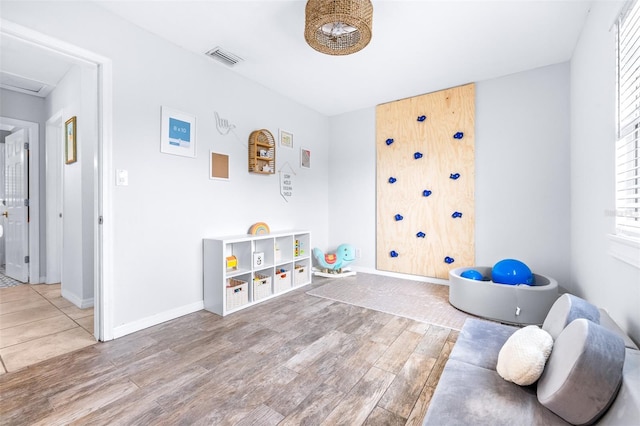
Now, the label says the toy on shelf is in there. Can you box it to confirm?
[312,243,357,278]
[249,222,270,235]
[226,255,238,271]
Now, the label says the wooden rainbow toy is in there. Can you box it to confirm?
[249,222,270,235]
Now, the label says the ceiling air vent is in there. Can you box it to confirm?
[205,46,243,67]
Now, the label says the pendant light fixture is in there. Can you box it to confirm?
[304,0,373,56]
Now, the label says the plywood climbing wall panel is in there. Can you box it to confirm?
[376,83,475,279]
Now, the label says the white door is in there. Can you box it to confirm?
[4,129,29,282]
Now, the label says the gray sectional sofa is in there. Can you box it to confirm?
[423,294,640,425]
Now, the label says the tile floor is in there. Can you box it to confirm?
[0,266,23,288]
[0,283,96,374]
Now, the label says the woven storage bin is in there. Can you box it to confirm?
[274,270,291,293]
[253,275,272,301]
[294,266,307,286]
[226,278,248,310]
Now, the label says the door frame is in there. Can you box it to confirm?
[0,118,40,284]
[1,19,114,341]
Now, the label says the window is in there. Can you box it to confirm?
[616,0,640,240]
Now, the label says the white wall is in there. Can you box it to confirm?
[1,1,329,335]
[46,67,81,301]
[475,63,571,286]
[328,108,376,266]
[329,63,571,286]
[45,64,97,307]
[570,0,640,343]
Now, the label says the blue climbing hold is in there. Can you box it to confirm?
[386,138,394,145]
[395,214,404,221]
[414,152,423,159]
[423,190,432,197]
[417,115,426,122]
[390,250,399,258]
[388,177,397,184]
[454,132,464,139]
[416,231,426,238]
[450,173,460,180]
[444,256,455,264]
[452,211,463,218]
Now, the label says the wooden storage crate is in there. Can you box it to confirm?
[253,274,272,301]
[274,269,291,293]
[294,266,307,286]
[226,278,248,310]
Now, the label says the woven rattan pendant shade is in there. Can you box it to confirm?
[304,0,373,56]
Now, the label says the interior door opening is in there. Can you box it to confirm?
[1,20,112,341]
[4,128,29,283]
[0,118,39,285]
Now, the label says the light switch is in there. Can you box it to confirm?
[116,169,128,186]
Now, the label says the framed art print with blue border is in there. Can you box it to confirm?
[161,106,196,158]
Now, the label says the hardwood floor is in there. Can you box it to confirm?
[0,280,458,425]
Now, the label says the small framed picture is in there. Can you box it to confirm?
[65,116,77,164]
[210,151,230,181]
[279,129,293,149]
[301,147,311,169]
[160,106,196,158]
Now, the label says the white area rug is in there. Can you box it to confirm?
[307,273,475,330]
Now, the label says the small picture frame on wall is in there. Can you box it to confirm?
[279,129,293,149]
[210,151,230,181]
[160,106,197,158]
[65,116,77,164]
[301,147,311,169]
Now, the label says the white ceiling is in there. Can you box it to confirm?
[1,1,593,116]
[0,34,76,97]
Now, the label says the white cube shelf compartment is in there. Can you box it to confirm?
[226,278,249,310]
[204,230,312,316]
[253,274,272,301]
[294,265,308,286]
[274,268,292,293]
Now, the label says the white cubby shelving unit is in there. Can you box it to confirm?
[203,231,311,316]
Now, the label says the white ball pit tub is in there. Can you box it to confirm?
[449,266,559,325]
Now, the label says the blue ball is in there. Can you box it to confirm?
[492,259,534,285]
[460,269,484,281]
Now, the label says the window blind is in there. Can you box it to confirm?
[617,0,640,238]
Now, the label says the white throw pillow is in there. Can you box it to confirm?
[496,325,553,386]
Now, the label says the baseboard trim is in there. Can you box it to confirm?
[61,288,94,309]
[350,266,450,286]
[113,300,205,339]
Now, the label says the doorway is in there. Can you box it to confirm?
[0,117,40,285]
[0,21,113,341]
[0,115,97,373]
